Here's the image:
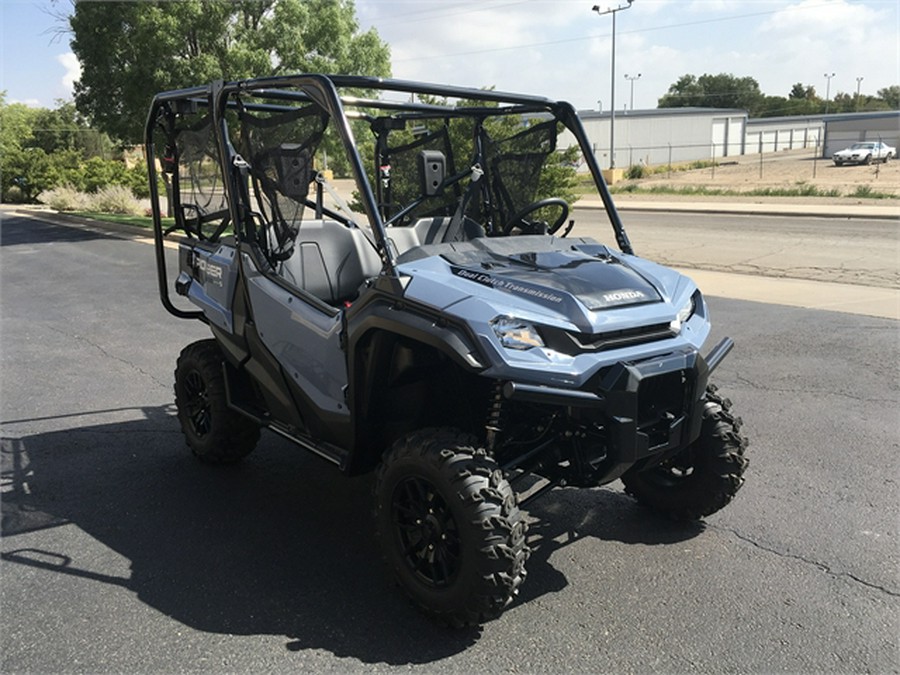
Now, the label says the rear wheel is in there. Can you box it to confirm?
[374,428,529,626]
[621,386,748,520]
[174,339,260,463]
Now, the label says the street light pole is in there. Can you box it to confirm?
[592,0,634,170]
[823,72,835,114]
[855,76,864,110]
[625,73,641,111]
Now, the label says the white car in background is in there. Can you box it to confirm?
[832,141,895,166]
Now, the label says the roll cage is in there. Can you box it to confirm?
[145,74,632,320]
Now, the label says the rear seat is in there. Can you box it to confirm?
[278,220,381,304]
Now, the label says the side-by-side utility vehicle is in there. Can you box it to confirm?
[146,75,748,626]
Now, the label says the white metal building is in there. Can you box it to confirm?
[559,108,747,168]
[744,115,823,154]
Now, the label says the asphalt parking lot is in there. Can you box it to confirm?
[1,211,897,672]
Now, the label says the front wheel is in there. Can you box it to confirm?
[621,386,748,520]
[374,428,529,626]
[174,339,260,463]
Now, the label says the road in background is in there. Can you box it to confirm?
[1,213,898,672]
[573,208,900,319]
[573,208,898,289]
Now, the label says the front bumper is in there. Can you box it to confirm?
[503,337,732,465]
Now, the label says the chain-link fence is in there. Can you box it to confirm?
[591,138,826,170]
[582,138,866,182]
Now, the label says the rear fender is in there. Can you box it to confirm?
[176,240,240,332]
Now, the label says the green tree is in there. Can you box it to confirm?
[657,75,704,107]
[2,147,54,202]
[0,94,149,202]
[1,95,39,200]
[69,0,391,144]
[658,73,764,113]
[29,101,115,159]
[876,86,900,108]
[657,74,900,117]
[789,83,817,101]
[0,93,38,157]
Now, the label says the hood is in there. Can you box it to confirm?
[836,146,871,156]
[438,237,663,313]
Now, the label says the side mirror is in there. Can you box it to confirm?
[418,150,446,197]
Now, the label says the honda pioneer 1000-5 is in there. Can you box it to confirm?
[146,75,748,626]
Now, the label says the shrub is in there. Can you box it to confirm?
[39,185,91,211]
[123,163,153,198]
[88,185,143,214]
[849,185,894,199]
[40,184,142,214]
[80,156,126,193]
[2,185,27,203]
[625,164,646,180]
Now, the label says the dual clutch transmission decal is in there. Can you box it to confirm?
[451,266,566,305]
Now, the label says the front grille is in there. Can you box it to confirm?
[542,322,675,355]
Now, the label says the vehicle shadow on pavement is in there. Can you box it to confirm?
[1,407,481,663]
[1,406,700,664]
[517,485,706,604]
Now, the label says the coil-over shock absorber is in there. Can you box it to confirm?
[484,380,505,452]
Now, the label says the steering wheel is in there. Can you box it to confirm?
[502,198,570,235]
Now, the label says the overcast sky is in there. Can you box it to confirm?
[2,0,897,112]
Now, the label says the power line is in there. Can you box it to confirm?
[389,1,834,63]
[361,0,530,27]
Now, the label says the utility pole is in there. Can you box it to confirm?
[855,76,864,110]
[823,72,835,114]
[624,73,641,111]
[592,0,634,169]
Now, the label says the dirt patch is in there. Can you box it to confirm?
[615,148,899,203]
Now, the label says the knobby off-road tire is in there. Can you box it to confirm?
[374,428,529,627]
[621,385,748,521]
[174,339,260,463]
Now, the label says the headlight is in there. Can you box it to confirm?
[490,316,545,350]
[670,295,696,333]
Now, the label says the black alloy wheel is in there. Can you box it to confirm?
[391,475,461,587]
[374,428,529,626]
[174,339,260,463]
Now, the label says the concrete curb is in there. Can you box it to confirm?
[574,198,900,220]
